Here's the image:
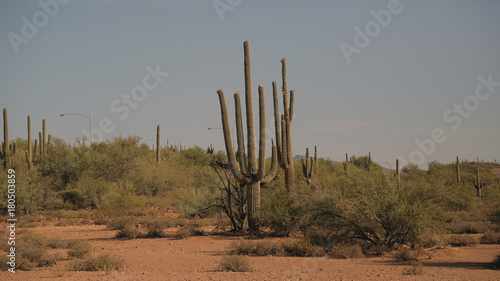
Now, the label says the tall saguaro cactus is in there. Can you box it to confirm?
[395,159,400,184]
[26,116,33,169]
[455,156,461,184]
[156,125,161,163]
[217,41,278,233]
[272,58,295,193]
[1,108,16,170]
[473,168,484,202]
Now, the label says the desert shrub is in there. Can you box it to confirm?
[6,235,55,270]
[115,224,141,239]
[107,216,137,230]
[281,239,326,257]
[229,239,283,256]
[447,234,479,246]
[38,252,65,267]
[392,248,421,261]
[310,181,443,248]
[402,262,424,276]
[480,231,500,244]
[145,220,165,238]
[174,226,204,239]
[67,240,92,258]
[450,221,488,234]
[68,253,124,272]
[219,255,251,272]
[46,237,65,249]
[259,188,307,236]
[174,227,193,239]
[493,255,500,270]
[329,244,364,259]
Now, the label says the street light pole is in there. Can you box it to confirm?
[60,112,92,146]
[208,127,235,148]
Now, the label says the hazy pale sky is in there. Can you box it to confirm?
[1,0,499,169]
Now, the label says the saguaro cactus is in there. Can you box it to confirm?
[1,108,16,170]
[395,159,400,184]
[367,151,372,172]
[343,153,349,174]
[456,156,461,184]
[26,116,33,169]
[217,41,278,233]
[156,125,161,163]
[301,146,317,185]
[473,168,484,202]
[273,58,295,193]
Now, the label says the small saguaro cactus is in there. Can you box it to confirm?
[272,57,295,193]
[1,108,16,170]
[156,125,161,163]
[456,156,461,184]
[207,144,215,154]
[343,153,349,174]
[473,167,484,202]
[217,41,278,233]
[301,146,317,185]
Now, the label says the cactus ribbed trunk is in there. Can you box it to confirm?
[217,41,278,234]
[344,153,349,174]
[2,108,10,169]
[156,125,160,163]
[456,156,461,184]
[42,119,46,156]
[27,116,32,169]
[396,159,400,184]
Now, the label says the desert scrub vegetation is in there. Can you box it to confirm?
[66,239,92,258]
[0,234,66,271]
[228,238,325,257]
[402,262,424,276]
[219,255,251,272]
[67,253,125,273]
[447,234,479,247]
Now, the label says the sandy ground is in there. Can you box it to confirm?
[1,224,499,281]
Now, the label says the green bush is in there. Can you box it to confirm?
[310,181,444,248]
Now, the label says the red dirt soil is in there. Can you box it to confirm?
[1,224,499,281]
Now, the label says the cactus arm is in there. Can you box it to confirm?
[272,81,282,164]
[289,90,294,122]
[218,90,247,184]
[256,85,266,180]
[243,41,257,175]
[262,140,278,184]
[234,93,247,174]
[280,116,289,169]
[156,125,160,162]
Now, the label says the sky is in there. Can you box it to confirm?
[1,0,499,169]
